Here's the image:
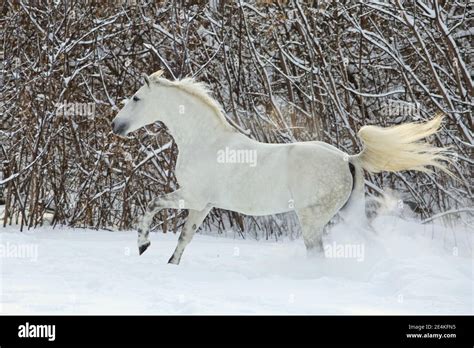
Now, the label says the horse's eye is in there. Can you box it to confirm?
[133,96,140,102]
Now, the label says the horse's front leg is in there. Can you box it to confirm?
[136,189,188,255]
[168,206,212,265]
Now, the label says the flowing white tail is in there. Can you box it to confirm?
[354,115,453,176]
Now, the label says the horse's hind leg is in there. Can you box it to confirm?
[168,206,212,265]
[136,189,189,255]
[339,160,372,230]
[296,207,325,254]
[296,204,340,256]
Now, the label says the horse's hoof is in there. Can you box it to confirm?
[306,246,325,258]
[138,241,151,255]
[167,256,180,265]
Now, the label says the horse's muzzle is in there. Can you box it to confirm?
[112,121,129,136]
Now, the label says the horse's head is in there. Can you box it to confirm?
[111,70,166,136]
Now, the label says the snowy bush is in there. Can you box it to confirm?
[1,1,472,235]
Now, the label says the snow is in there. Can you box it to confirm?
[0,215,472,315]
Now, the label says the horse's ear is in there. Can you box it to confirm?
[141,73,150,88]
[150,69,164,81]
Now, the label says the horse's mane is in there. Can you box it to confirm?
[153,74,236,131]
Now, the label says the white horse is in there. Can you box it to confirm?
[112,70,451,265]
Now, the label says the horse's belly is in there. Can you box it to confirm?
[209,157,351,215]
[177,141,353,216]
[210,164,293,215]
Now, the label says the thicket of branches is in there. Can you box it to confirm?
[1,1,472,236]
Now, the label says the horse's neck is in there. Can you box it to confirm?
[161,98,240,154]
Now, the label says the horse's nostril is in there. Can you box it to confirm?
[112,121,128,136]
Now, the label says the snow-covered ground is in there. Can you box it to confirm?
[0,214,472,314]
